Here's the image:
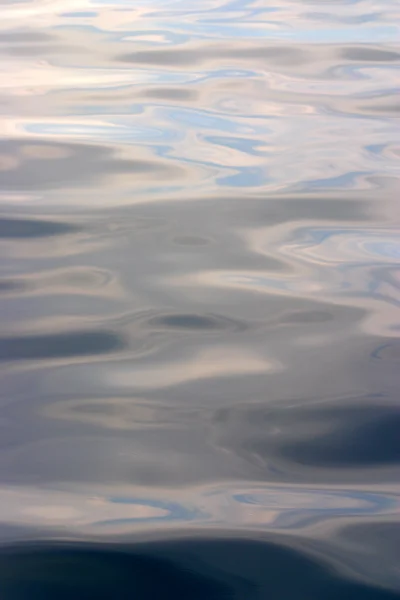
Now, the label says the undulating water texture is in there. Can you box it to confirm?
[0,0,399,598]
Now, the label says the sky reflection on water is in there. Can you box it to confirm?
[0,0,399,597]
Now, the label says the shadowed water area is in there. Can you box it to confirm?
[0,0,399,598]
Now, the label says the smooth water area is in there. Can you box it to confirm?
[0,0,399,597]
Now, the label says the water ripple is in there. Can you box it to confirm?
[0,0,400,596]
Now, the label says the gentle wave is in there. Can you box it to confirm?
[0,0,399,597]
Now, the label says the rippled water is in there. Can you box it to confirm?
[0,0,400,597]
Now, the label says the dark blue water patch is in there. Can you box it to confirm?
[0,279,26,294]
[279,408,400,468]
[1,537,399,600]
[0,331,125,362]
[214,400,400,480]
[143,312,246,333]
[0,217,81,239]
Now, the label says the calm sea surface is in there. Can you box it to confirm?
[0,0,399,598]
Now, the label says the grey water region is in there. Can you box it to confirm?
[0,0,399,598]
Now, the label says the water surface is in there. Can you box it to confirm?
[0,0,399,597]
